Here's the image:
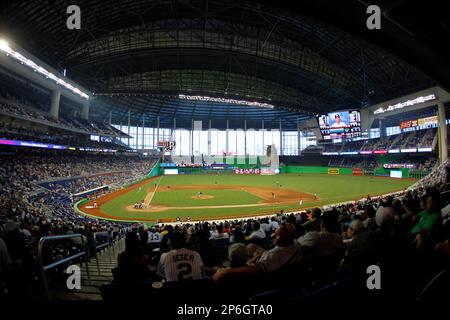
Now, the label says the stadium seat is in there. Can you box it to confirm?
[100,279,215,302]
[212,238,231,260]
[100,280,154,301]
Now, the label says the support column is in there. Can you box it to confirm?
[109,111,112,125]
[142,116,145,150]
[244,120,247,156]
[49,90,61,119]
[127,110,131,147]
[173,118,176,155]
[297,118,301,156]
[438,102,448,163]
[279,118,282,156]
[208,119,212,156]
[190,118,194,157]
[157,116,160,145]
[378,118,385,138]
[262,119,265,155]
[226,119,229,155]
[81,101,89,120]
[152,119,156,149]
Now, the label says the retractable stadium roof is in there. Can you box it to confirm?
[1,0,446,130]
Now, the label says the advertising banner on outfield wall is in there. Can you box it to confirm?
[352,168,364,176]
[234,168,261,175]
[260,168,280,175]
[328,168,340,175]
[234,168,279,175]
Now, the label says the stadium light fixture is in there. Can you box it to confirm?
[373,94,436,115]
[0,39,9,51]
[0,38,89,100]
[178,94,275,109]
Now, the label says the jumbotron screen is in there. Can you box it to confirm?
[317,110,361,140]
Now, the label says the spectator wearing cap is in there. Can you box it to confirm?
[212,223,302,282]
[343,205,397,270]
[343,220,365,245]
[375,205,395,231]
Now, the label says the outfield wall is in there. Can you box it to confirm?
[157,164,413,178]
[279,165,417,178]
[279,165,353,175]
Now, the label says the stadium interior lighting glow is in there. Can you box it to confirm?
[178,94,275,109]
[373,94,436,115]
[0,39,89,99]
[0,39,9,51]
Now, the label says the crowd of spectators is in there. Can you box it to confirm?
[0,88,128,138]
[413,129,436,149]
[320,128,437,154]
[1,145,450,302]
[327,156,378,169]
[0,151,155,181]
[41,171,141,195]
[327,156,437,171]
[0,148,162,297]
[0,149,157,232]
[0,189,130,296]
[103,161,450,304]
[0,124,129,151]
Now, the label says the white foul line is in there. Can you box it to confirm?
[145,176,163,206]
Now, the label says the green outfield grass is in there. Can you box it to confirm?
[92,173,416,222]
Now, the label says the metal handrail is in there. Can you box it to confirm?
[38,231,128,299]
[43,252,87,271]
[92,233,124,274]
[38,233,90,300]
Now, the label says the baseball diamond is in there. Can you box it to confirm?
[78,173,415,222]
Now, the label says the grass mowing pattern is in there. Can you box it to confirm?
[152,189,262,207]
[98,174,415,221]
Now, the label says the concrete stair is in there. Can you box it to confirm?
[51,238,124,300]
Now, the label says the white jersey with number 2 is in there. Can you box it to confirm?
[157,248,204,282]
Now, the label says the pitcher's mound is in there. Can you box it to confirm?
[191,195,214,200]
